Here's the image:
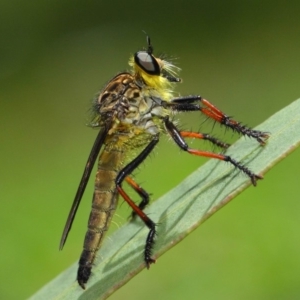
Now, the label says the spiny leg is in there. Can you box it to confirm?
[117,187,156,267]
[125,176,150,219]
[199,98,268,144]
[164,117,262,186]
[180,131,230,149]
[161,95,269,145]
[116,136,159,267]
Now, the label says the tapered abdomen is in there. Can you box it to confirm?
[77,146,125,288]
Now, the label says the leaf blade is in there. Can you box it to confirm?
[29,99,300,300]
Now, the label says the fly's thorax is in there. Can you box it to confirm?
[93,72,170,136]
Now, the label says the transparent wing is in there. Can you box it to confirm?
[59,124,110,250]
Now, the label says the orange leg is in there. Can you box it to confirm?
[180,131,230,149]
[164,117,262,186]
[125,176,150,218]
[168,95,269,145]
[115,137,159,268]
[117,186,156,268]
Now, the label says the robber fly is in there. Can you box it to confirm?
[59,36,268,289]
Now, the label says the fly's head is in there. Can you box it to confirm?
[129,36,181,99]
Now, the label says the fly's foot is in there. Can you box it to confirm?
[146,257,156,269]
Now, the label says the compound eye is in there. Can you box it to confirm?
[134,51,160,75]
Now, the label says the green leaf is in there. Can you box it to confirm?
[29,99,300,300]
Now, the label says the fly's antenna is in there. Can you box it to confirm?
[142,30,153,54]
[146,36,153,54]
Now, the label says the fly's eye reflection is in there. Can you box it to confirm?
[60,37,269,289]
[134,51,160,75]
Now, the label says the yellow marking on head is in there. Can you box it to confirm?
[128,55,179,102]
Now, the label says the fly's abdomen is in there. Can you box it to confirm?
[78,147,124,288]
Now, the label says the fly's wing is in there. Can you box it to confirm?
[59,123,110,250]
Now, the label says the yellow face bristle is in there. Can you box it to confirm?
[128,55,179,101]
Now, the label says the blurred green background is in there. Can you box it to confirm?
[1,1,300,299]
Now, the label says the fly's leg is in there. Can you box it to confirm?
[161,95,269,145]
[125,176,150,219]
[164,117,262,186]
[180,131,230,149]
[117,187,156,267]
[116,136,159,268]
